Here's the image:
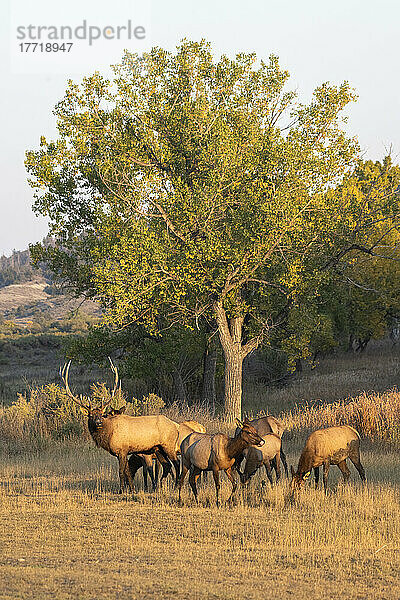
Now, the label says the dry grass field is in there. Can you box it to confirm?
[0,444,399,600]
[1,344,400,599]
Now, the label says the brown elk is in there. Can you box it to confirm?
[104,406,164,492]
[234,415,288,478]
[127,420,207,491]
[61,361,180,493]
[178,418,264,507]
[290,425,366,492]
[241,433,282,485]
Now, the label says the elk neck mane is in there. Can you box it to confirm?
[226,432,248,459]
[297,448,314,474]
[88,416,113,451]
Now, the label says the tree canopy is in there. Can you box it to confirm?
[27,40,400,421]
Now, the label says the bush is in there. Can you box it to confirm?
[128,393,165,416]
[0,384,87,450]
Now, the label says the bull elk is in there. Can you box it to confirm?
[290,425,366,492]
[61,361,180,493]
[104,406,170,492]
[178,418,264,507]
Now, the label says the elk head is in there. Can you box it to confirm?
[60,358,124,432]
[290,465,311,490]
[236,418,265,447]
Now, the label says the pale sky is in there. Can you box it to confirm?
[1,0,399,255]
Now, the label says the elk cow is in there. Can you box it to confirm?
[290,425,366,492]
[234,415,288,478]
[128,420,207,491]
[241,432,282,485]
[178,418,264,507]
[61,361,180,493]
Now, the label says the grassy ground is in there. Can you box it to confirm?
[244,340,400,415]
[0,440,399,599]
[1,344,400,599]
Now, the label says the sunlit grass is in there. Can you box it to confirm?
[2,343,400,598]
[1,443,399,599]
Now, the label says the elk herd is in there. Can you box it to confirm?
[61,361,366,506]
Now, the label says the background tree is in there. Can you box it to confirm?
[300,158,400,356]
[67,323,216,408]
[27,41,400,423]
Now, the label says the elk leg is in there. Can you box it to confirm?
[212,468,220,508]
[225,467,237,504]
[189,466,201,503]
[142,455,154,492]
[349,455,366,483]
[143,454,156,492]
[280,445,289,478]
[123,465,130,491]
[178,462,189,505]
[162,446,180,487]
[172,459,181,487]
[234,453,244,477]
[127,455,141,476]
[156,447,173,484]
[154,455,160,488]
[155,450,174,488]
[119,453,134,493]
[274,452,281,482]
[146,462,156,491]
[322,461,330,493]
[264,460,273,485]
[314,466,320,489]
[126,455,141,491]
[337,460,351,483]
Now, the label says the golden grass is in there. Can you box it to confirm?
[2,344,400,598]
[0,281,48,312]
[282,389,400,442]
[1,443,399,600]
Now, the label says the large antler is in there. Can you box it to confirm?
[60,361,91,412]
[98,357,123,413]
[108,357,120,398]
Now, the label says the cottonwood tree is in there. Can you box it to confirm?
[27,40,399,423]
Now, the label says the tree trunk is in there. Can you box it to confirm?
[201,347,217,413]
[347,333,354,353]
[172,369,187,405]
[224,349,243,425]
[214,301,259,425]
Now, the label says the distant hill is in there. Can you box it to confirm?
[0,280,100,325]
[0,280,48,314]
[0,242,101,336]
[0,248,39,288]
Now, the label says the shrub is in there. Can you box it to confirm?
[0,384,166,450]
[0,384,87,450]
[128,393,165,416]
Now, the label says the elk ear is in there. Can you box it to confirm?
[290,465,295,478]
[303,471,311,480]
